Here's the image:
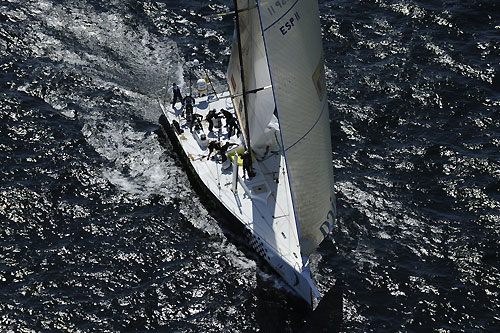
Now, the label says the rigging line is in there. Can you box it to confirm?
[285,101,327,152]
[261,177,295,232]
[279,161,300,245]
[254,155,297,242]
[216,130,221,193]
[202,67,219,100]
[200,153,226,199]
[205,4,258,18]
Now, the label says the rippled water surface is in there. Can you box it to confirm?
[1,0,499,331]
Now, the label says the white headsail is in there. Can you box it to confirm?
[228,0,335,259]
[257,0,336,258]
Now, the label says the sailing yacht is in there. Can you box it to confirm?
[158,0,336,307]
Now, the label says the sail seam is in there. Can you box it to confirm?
[285,101,327,152]
[263,0,300,32]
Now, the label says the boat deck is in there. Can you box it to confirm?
[159,91,318,304]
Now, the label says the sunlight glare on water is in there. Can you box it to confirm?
[0,0,499,331]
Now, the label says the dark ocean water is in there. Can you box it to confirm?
[1,0,499,331]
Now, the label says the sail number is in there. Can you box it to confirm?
[319,196,336,240]
[267,0,291,16]
[279,12,301,36]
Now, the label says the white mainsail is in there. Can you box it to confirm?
[226,29,248,146]
[256,0,336,257]
[227,0,279,152]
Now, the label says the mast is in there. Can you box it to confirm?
[232,0,251,149]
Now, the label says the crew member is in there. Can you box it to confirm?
[189,113,203,132]
[242,150,255,178]
[206,140,220,160]
[227,117,239,138]
[183,95,195,119]
[221,109,233,123]
[206,109,217,132]
[206,140,237,162]
[218,142,238,163]
[170,83,183,108]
